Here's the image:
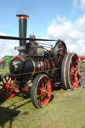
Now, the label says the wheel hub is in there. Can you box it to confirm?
[4,83,10,90]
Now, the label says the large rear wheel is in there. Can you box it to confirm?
[61,53,70,89]
[66,53,79,89]
[61,53,79,89]
[31,74,51,108]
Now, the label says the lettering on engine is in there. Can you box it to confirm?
[13,61,21,65]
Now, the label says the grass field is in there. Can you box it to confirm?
[0,68,9,74]
[0,69,85,128]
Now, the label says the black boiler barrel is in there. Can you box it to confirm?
[10,56,55,76]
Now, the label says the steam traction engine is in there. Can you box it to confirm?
[0,15,79,108]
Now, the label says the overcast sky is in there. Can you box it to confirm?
[0,0,85,59]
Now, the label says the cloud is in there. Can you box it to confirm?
[75,14,85,31]
[52,14,66,24]
[73,0,85,10]
[47,15,85,55]
[73,0,79,7]
[0,33,18,59]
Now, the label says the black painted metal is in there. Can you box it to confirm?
[0,35,57,41]
[10,58,34,75]
[16,15,28,55]
[18,18,27,46]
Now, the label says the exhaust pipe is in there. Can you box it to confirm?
[16,14,29,55]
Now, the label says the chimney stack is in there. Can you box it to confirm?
[16,14,29,55]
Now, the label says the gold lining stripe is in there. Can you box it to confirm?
[31,60,35,76]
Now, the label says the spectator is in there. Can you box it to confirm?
[78,57,85,87]
[1,58,4,69]
[0,60,1,68]
[78,57,85,76]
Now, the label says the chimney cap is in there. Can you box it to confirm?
[16,14,29,19]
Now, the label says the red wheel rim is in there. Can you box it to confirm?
[0,74,17,100]
[70,55,79,89]
[37,76,51,107]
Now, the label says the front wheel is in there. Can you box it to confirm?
[0,72,17,100]
[31,74,51,108]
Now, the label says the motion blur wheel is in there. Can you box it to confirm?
[66,53,79,89]
[54,40,67,67]
[31,74,51,108]
[0,72,17,100]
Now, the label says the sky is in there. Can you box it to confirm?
[0,0,85,59]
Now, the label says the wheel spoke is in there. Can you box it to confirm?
[62,53,79,90]
[38,77,51,107]
[60,56,63,62]
[58,55,61,63]
[0,73,17,100]
[4,76,7,83]
[0,84,3,86]
[46,93,49,99]
[37,94,42,100]
[70,55,79,89]
[8,77,12,84]
[1,79,5,85]
[45,83,47,89]
[73,61,78,67]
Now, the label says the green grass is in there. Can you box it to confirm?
[0,68,9,74]
[0,69,85,128]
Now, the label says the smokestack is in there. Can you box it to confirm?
[16,14,29,55]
